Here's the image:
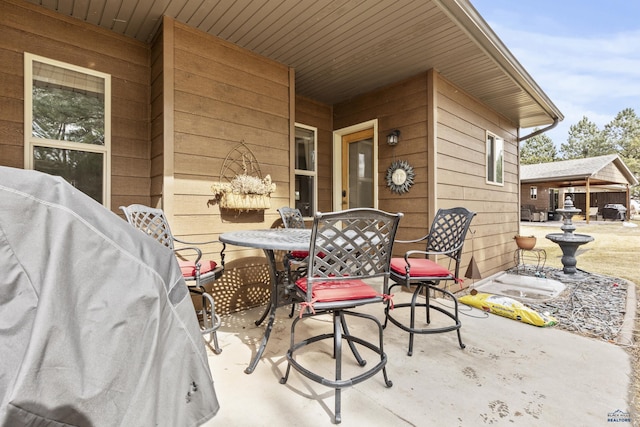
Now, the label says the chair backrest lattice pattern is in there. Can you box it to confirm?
[308,209,402,280]
[121,204,175,250]
[425,207,476,267]
[278,207,306,229]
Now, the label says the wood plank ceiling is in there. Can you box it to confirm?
[24,0,563,129]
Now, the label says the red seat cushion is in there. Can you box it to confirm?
[390,258,452,278]
[295,277,377,303]
[290,250,326,260]
[290,250,309,259]
[178,260,217,278]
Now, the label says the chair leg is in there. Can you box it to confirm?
[428,284,465,350]
[448,288,465,349]
[333,312,343,424]
[385,281,464,355]
[279,315,300,385]
[339,312,366,366]
[278,259,301,319]
[423,283,431,324]
[281,309,391,424]
[407,284,425,357]
[286,263,305,319]
[198,290,222,354]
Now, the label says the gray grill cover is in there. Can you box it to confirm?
[0,167,219,426]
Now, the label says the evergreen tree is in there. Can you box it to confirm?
[32,86,104,145]
[520,130,557,164]
[604,108,640,157]
[560,116,613,159]
[603,108,640,198]
[31,85,105,202]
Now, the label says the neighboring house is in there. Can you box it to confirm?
[520,155,638,223]
[0,0,563,311]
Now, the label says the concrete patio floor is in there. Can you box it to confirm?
[202,294,632,426]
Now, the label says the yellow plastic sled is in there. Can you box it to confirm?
[459,292,558,327]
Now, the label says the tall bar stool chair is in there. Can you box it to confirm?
[280,208,402,424]
[277,206,309,276]
[384,207,476,356]
[120,204,226,354]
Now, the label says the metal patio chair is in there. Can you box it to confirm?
[120,204,226,354]
[280,208,402,424]
[277,206,311,318]
[278,206,306,230]
[384,207,476,356]
[277,206,309,274]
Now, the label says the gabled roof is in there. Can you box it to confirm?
[23,0,563,129]
[521,154,638,187]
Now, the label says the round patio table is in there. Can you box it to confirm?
[219,228,311,374]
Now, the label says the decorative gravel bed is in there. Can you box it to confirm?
[505,265,629,343]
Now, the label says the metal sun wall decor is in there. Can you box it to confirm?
[386,159,415,194]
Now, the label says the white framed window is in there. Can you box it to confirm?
[294,123,317,217]
[24,53,111,207]
[530,186,538,200]
[486,132,504,185]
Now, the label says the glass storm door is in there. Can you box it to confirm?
[341,128,374,209]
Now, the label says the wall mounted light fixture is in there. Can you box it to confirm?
[386,129,400,146]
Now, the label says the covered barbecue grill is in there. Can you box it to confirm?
[602,203,627,220]
[0,167,219,426]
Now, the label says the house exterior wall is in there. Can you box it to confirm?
[520,183,555,214]
[573,192,627,213]
[149,18,294,315]
[333,71,519,281]
[0,0,151,210]
[159,17,292,245]
[333,73,430,235]
[435,73,519,278]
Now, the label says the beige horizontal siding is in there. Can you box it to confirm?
[436,73,519,277]
[160,19,291,251]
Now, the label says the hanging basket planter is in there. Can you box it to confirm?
[210,142,276,212]
[211,174,276,211]
[219,192,272,211]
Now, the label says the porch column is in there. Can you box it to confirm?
[626,184,631,220]
[585,178,591,224]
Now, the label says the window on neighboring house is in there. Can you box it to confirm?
[486,132,504,185]
[294,124,317,217]
[24,53,111,207]
[530,186,538,200]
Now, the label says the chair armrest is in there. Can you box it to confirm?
[404,248,457,260]
[172,237,226,266]
[174,246,204,265]
[172,237,226,250]
[173,237,225,246]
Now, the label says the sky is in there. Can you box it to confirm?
[470,0,640,148]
